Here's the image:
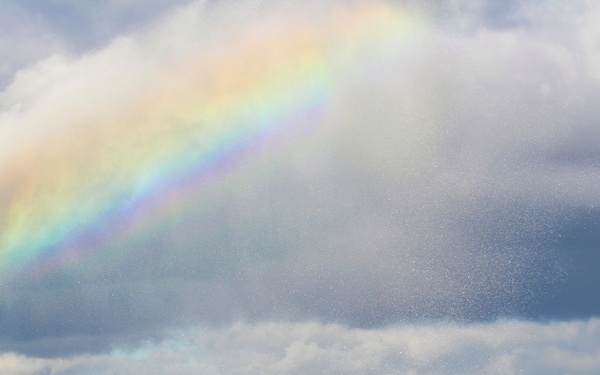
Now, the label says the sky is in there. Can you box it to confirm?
[0,0,599,373]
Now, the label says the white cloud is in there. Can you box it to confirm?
[2,319,600,375]
[0,3,67,88]
[0,0,196,91]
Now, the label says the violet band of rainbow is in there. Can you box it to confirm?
[0,2,418,279]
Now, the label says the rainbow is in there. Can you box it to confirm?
[0,1,418,280]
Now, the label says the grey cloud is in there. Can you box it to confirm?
[1,0,599,359]
[2,0,194,50]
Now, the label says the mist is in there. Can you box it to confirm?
[0,0,599,373]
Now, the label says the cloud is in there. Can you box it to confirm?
[0,0,196,90]
[2,0,195,50]
[0,0,599,360]
[0,3,67,89]
[2,319,600,375]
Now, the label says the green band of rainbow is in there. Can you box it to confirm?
[0,2,418,280]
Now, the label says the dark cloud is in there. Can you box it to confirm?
[534,208,600,320]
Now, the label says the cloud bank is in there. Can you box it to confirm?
[2,319,600,375]
[0,0,599,371]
